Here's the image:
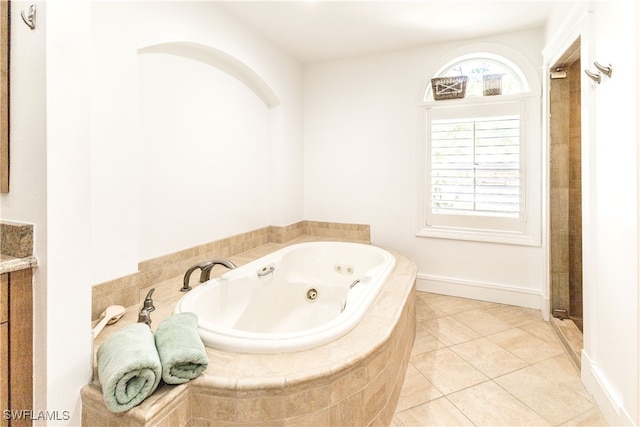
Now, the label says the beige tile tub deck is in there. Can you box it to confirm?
[82,240,416,426]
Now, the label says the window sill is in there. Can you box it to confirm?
[422,92,535,108]
[416,225,540,247]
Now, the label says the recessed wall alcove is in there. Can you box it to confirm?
[136,41,285,262]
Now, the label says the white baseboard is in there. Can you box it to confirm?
[416,274,545,312]
[581,351,636,426]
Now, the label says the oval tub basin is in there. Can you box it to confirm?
[174,241,396,353]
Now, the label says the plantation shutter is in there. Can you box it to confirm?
[426,100,524,231]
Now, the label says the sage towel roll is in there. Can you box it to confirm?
[97,323,162,413]
[155,312,209,384]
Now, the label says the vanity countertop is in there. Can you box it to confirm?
[0,254,37,274]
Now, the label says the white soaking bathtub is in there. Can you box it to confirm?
[174,241,396,353]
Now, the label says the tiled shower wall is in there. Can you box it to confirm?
[567,60,582,322]
[550,59,582,325]
[91,221,370,320]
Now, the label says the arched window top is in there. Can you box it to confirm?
[425,53,529,101]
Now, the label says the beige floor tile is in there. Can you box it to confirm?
[480,304,544,331]
[530,355,593,399]
[447,380,551,426]
[414,292,453,305]
[450,337,528,378]
[519,318,562,343]
[411,348,488,395]
[414,291,435,304]
[451,307,514,336]
[495,365,596,425]
[417,316,480,347]
[422,293,500,316]
[414,300,447,322]
[487,326,564,364]
[561,407,609,426]
[396,293,607,427]
[393,397,474,426]
[395,365,443,412]
[410,329,446,357]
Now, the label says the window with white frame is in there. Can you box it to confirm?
[419,53,540,245]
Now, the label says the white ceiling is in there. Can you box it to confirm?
[219,1,563,64]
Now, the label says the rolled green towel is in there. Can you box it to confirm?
[154,312,209,384]
[96,323,162,413]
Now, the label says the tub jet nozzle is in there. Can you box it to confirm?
[306,288,319,302]
[257,265,275,277]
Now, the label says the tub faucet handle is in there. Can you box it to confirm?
[143,288,155,312]
[138,308,152,326]
[138,288,155,326]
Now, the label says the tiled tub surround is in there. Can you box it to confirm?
[82,238,416,426]
[92,221,371,321]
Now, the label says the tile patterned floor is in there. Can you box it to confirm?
[392,292,608,426]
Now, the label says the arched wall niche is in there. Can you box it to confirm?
[135,40,281,260]
[138,41,281,108]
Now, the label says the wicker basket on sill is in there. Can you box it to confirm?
[483,74,504,96]
[431,76,468,100]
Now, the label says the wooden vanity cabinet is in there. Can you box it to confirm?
[1,273,9,427]
[0,270,33,427]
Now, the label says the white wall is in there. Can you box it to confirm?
[585,0,638,424]
[45,4,94,424]
[304,28,546,309]
[1,3,94,423]
[1,0,50,418]
[2,2,304,424]
[543,1,639,425]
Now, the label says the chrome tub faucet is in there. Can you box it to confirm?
[181,259,237,292]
